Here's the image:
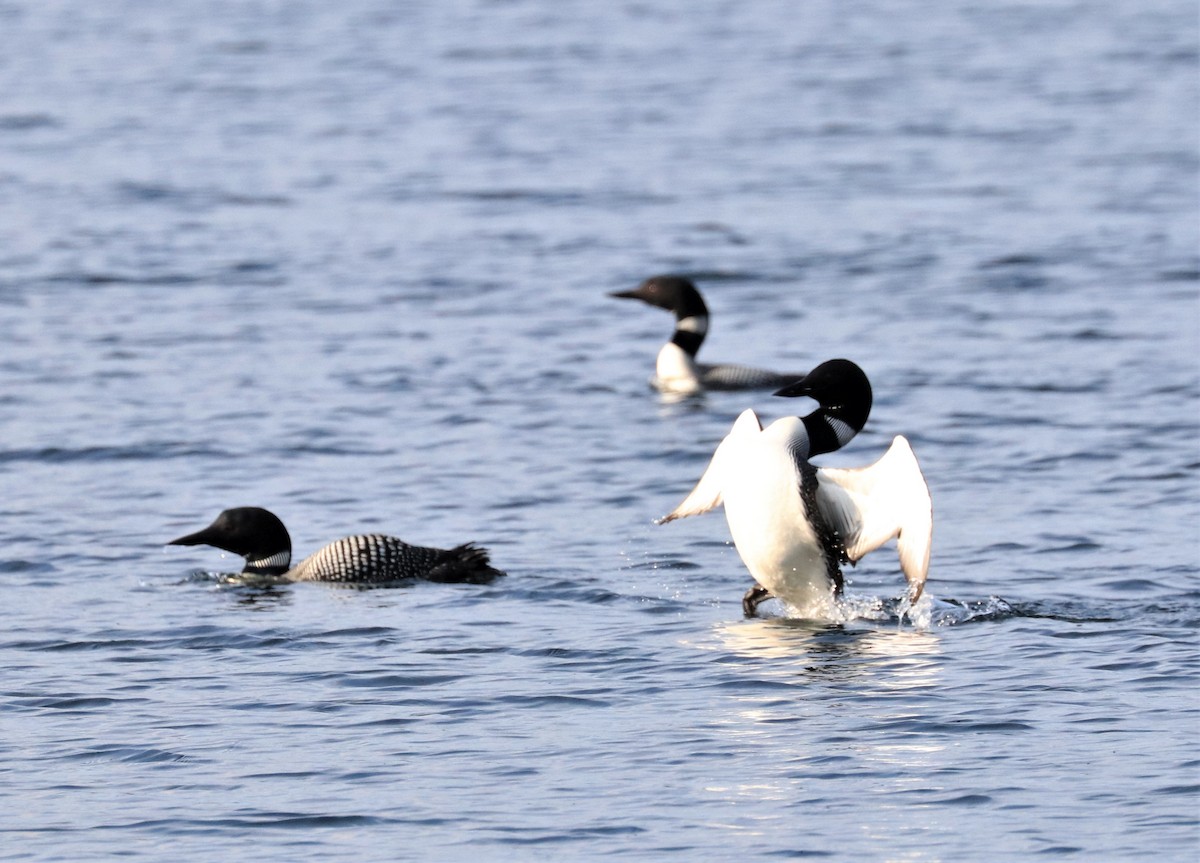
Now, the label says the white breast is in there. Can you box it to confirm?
[653,342,702,394]
[719,417,838,614]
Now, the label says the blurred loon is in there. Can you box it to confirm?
[168,507,504,585]
[610,275,805,395]
[658,359,932,618]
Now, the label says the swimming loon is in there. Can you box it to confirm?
[610,275,805,395]
[168,507,504,585]
[658,359,932,618]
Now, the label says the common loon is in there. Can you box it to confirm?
[658,359,932,618]
[610,275,805,395]
[168,507,504,585]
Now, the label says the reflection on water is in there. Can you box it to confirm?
[694,616,951,859]
[182,571,296,609]
[226,585,294,609]
[692,616,944,774]
[706,616,943,692]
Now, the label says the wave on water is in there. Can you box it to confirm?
[178,562,1147,633]
[748,592,1134,630]
[0,443,235,464]
[745,592,1018,629]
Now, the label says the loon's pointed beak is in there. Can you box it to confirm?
[608,288,643,300]
[773,376,811,398]
[168,524,219,548]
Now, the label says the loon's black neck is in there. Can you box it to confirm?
[801,410,861,459]
[668,280,710,357]
[670,312,709,357]
[243,550,291,576]
[775,359,873,459]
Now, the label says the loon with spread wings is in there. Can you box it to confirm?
[659,359,932,617]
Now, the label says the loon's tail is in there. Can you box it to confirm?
[425,542,505,584]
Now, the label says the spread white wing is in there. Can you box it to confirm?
[658,409,763,523]
[815,436,932,599]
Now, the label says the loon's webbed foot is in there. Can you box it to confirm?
[742,583,772,617]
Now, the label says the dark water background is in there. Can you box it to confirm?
[1,1,1197,860]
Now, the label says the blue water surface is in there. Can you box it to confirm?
[1,1,1197,860]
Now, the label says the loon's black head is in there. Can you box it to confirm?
[609,275,709,320]
[169,506,292,574]
[774,359,873,457]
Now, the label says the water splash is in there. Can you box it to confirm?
[757,591,1019,629]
